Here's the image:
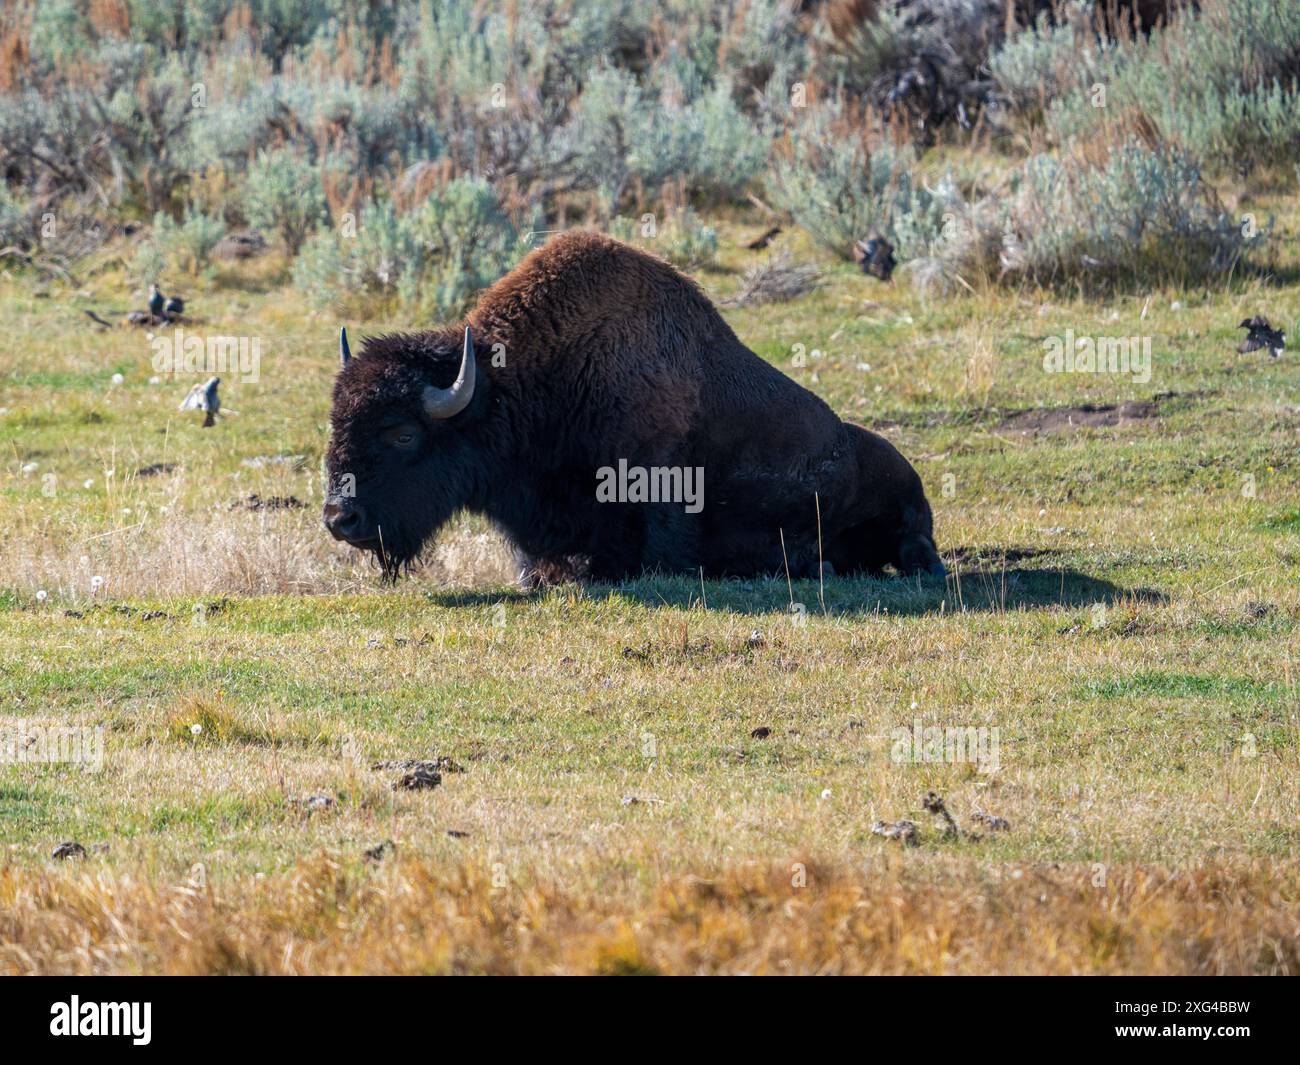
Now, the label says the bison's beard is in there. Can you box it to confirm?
[362,520,425,583]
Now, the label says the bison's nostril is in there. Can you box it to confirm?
[324,501,366,541]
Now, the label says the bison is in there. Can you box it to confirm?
[323,231,943,585]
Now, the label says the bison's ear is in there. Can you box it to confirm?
[339,327,351,367]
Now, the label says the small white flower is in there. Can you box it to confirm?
[36,590,47,601]
[21,462,37,475]
[148,375,161,385]
[910,700,919,710]
[110,373,124,385]
[90,575,104,591]
[83,479,93,488]
[190,723,202,736]
[820,788,832,800]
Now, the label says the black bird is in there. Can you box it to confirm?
[853,232,896,282]
[164,295,184,320]
[1237,316,1286,358]
[743,226,782,251]
[363,840,394,863]
[179,376,221,427]
[148,283,165,319]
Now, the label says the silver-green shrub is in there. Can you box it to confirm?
[911,142,1261,292]
[1044,0,1300,174]
[609,208,718,270]
[988,3,1102,119]
[243,148,328,255]
[765,100,953,260]
[292,178,530,319]
[150,206,227,277]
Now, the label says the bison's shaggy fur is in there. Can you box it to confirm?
[325,231,943,584]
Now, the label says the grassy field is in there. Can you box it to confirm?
[1,192,1298,975]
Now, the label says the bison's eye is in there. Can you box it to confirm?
[381,424,420,449]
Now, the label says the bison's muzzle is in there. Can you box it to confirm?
[323,499,369,544]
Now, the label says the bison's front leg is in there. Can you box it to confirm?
[512,548,592,589]
[511,508,656,586]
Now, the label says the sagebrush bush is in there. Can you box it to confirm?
[150,207,227,277]
[551,58,768,211]
[1159,79,1300,180]
[292,177,528,319]
[624,63,769,203]
[713,0,809,102]
[0,0,1294,291]
[129,240,167,289]
[1043,0,1300,174]
[814,0,1010,134]
[610,207,718,269]
[988,3,1100,120]
[765,100,953,260]
[0,184,32,248]
[242,148,328,255]
[910,142,1261,292]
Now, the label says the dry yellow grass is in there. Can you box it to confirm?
[3,855,1295,975]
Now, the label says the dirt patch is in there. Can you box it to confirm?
[873,392,1210,436]
[869,409,966,431]
[945,545,1058,567]
[230,493,305,511]
[996,400,1157,438]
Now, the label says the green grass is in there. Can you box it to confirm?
[1080,671,1289,702]
[0,187,1298,973]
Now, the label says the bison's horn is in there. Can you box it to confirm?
[339,327,351,367]
[422,326,476,420]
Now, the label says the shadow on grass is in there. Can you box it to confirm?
[425,545,1166,617]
